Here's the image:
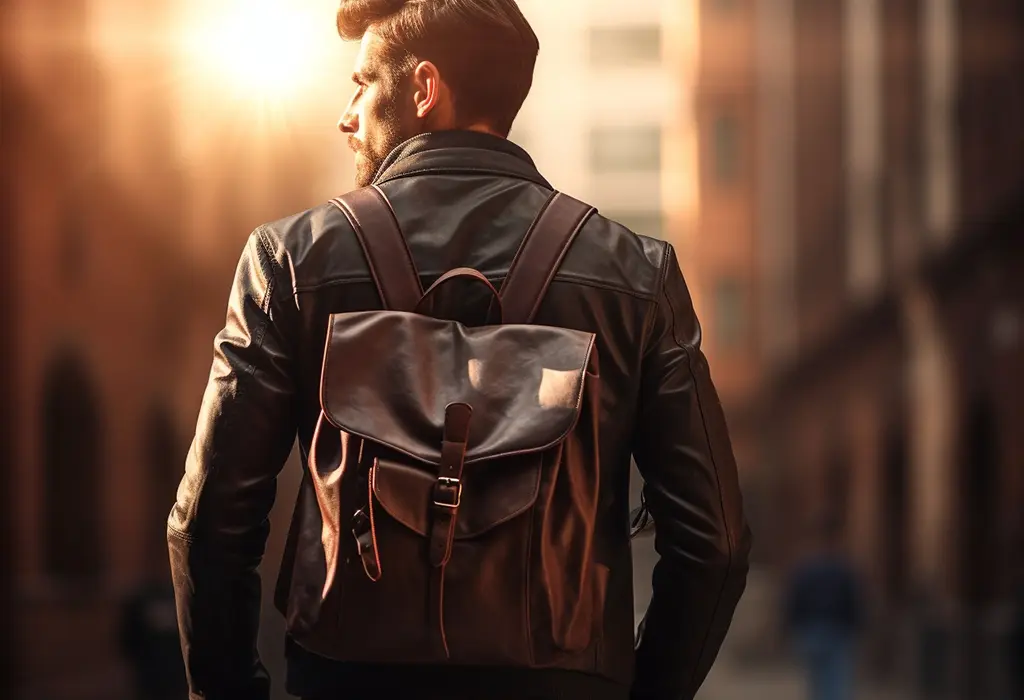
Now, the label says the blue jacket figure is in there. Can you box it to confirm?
[783,519,865,700]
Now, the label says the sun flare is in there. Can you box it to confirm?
[179,0,336,102]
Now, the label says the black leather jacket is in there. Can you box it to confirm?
[168,130,751,700]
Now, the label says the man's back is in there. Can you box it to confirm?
[168,130,751,700]
[270,132,665,489]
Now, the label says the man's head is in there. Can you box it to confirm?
[336,0,539,187]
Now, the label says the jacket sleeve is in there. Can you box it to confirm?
[167,228,297,700]
[630,244,753,700]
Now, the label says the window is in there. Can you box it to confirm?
[146,403,183,517]
[59,208,87,286]
[825,448,852,527]
[604,211,664,240]
[41,351,104,582]
[707,0,740,12]
[713,278,746,350]
[710,113,741,184]
[590,126,662,173]
[145,402,184,573]
[588,26,662,66]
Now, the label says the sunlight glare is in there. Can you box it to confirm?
[180,0,333,102]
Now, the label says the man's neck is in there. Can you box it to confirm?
[463,123,504,139]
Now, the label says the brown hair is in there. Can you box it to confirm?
[336,0,539,135]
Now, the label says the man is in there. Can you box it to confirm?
[1011,553,1024,700]
[119,576,188,700]
[168,1,751,699]
[783,517,864,700]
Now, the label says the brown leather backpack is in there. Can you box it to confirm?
[294,185,608,670]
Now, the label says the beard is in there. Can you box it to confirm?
[350,82,421,188]
[352,145,385,189]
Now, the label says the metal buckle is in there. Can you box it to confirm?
[432,477,462,509]
[351,509,373,553]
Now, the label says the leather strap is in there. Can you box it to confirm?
[414,267,504,323]
[331,186,423,311]
[500,192,595,324]
[428,402,473,658]
[346,441,382,582]
[352,460,382,581]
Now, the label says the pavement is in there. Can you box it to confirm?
[698,659,913,700]
[631,531,912,700]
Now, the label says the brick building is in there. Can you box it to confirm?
[3,6,197,695]
[3,1,353,696]
[688,0,768,557]
[753,0,1024,696]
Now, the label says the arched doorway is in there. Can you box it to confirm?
[824,444,851,531]
[959,396,999,603]
[40,351,104,582]
[873,422,911,680]
[144,402,184,576]
[957,394,1000,699]
[881,423,910,604]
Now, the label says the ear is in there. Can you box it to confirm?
[411,60,443,119]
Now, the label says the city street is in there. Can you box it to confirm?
[631,531,910,700]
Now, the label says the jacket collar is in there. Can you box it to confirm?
[371,130,551,189]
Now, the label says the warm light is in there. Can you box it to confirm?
[179,0,335,102]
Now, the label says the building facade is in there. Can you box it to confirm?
[5,5,193,694]
[3,1,343,696]
[509,0,700,512]
[755,0,1024,696]
[690,0,769,565]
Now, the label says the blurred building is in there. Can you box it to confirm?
[2,9,19,699]
[745,0,1024,697]
[510,0,700,511]
[3,3,196,698]
[690,0,767,554]
[5,0,353,692]
[512,0,679,241]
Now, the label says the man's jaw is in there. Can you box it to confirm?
[353,153,377,188]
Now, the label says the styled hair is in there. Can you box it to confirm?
[336,0,539,135]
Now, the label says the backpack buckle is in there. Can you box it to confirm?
[432,477,462,509]
[351,508,381,581]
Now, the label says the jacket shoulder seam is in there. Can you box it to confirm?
[292,272,659,301]
[253,226,283,315]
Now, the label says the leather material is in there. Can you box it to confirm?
[168,130,752,700]
[301,184,608,668]
[499,191,594,324]
[373,456,541,540]
[415,267,504,322]
[332,186,423,310]
[319,311,595,465]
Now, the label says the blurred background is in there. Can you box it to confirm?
[1,0,1021,698]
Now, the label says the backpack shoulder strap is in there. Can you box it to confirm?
[331,185,423,311]
[499,192,595,324]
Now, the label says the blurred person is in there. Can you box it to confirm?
[1011,555,1024,700]
[910,582,949,699]
[783,517,865,700]
[119,575,189,700]
[167,2,752,700]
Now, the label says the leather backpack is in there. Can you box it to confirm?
[295,185,608,670]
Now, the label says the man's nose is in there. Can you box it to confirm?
[338,110,358,134]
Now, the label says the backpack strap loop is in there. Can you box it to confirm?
[414,267,504,325]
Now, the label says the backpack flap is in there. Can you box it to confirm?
[318,309,596,547]
[319,310,596,465]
